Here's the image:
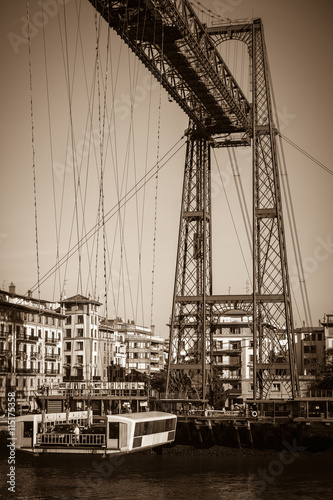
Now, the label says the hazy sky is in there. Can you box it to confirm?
[1,0,332,337]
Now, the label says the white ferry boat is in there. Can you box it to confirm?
[15,410,177,455]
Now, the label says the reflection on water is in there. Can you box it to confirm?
[0,450,332,500]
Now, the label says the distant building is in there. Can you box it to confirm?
[212,311,253,407]
[322,313,333,350]
[294,324,325,397]
[61,294,101,382]
[0,283,64,412]
[111,319,165,375]
[295,325,325,376]
[99,319,126,380]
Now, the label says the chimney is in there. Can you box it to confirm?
[9,282,16,294]
[27,290,32,298]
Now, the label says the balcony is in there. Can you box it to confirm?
[150,354,160,361]
[45,338,58,346]
[30,352,42,360]
[150,345,161,351]
[16,333,39,342]
[44,353,59,361]
[45,369,60,376]
[16,352,28,360]
[0,349,11,356]
[16,367,37,374]
[63,375,84,382]
[215,360,241,368]
[214,347,241,355]
[220,374,241,380]
[228,388,242,396]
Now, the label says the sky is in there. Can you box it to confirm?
[0,0,332,337]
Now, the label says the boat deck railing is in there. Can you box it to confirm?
[36,433,106,447]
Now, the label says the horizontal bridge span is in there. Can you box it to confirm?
[175,294,285,303]
[89,0,251,138]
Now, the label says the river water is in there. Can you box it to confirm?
[0,449,332,499]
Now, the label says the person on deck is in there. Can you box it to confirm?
[73,424,80,445]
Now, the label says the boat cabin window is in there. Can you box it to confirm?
[134,418,176,437]
[24,421,33,438]
[109,422,119,439]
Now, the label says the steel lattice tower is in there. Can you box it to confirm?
[166,19,299,401]
[250,21,298,399]
[167,128,212,400]
[89,2,299,401]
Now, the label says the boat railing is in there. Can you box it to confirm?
[36,433,106,447]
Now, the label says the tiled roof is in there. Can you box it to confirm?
[61,294,102,306]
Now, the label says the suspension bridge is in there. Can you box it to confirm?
[2,0,332,405]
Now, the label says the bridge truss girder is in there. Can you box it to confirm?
[89,0,251,142]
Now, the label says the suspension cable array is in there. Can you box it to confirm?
[25,0,330,405]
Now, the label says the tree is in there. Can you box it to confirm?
[208,368,228,409]
[149,370,167,394]
[312,348,333,391]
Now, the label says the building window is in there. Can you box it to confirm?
[304,345,317,354]
[66,329,71,338]
[77,315,84,324]
[273,383,281,392]
[66,356,71,365]
[65,316,72,325]
[77,328,84,337]
[65,342,71,351]
[76,341,83,351]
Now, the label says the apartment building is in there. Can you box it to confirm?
[212,312,253,406]
[322,313,333,350]
[61,294,101,382]
[99,319,126,380]
[295,325,325,377]
[0,283,64,412]
[112,319,165,375]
